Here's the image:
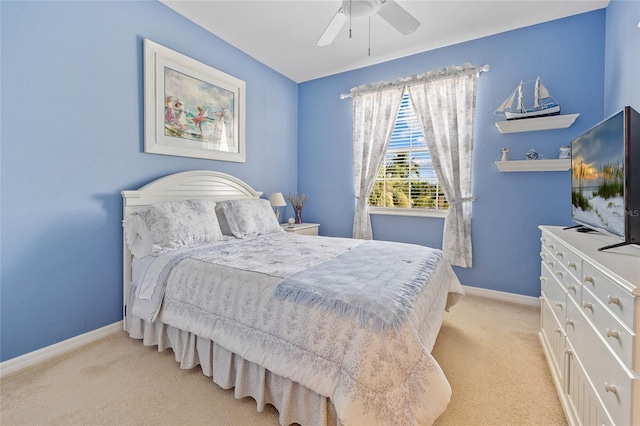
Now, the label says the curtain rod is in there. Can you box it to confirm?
[339,64,490,99]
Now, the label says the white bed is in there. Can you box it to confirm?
[122,170,464,426]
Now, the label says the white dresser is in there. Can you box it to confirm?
[538,226,640,426]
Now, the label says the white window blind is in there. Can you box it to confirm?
[368,91,448,211]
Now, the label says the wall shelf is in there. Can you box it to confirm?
[495,113,580,134]
[495,159,570,172]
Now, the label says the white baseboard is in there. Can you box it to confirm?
[462,285,540,308]
[0,321,122,378]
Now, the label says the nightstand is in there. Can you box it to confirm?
[281,223,320,236]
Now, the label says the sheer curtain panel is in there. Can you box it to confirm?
[351,86,404,239]
[408,64,479,267]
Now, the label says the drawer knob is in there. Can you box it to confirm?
[556,271,564,278]
[540,252,546,259]
[549,244,555,250]
[540,276,546,283]
[547,261,554,267]
[555,302,564,310]
[566,320,575,327]
[583,276,595,284]
[582,302,593,311]
[554,327,562,334]
[607,295,620,306]
[567,262,577,270]
[606,329,619,339]
[605,383,618,395]
[556,251,564,258]
[567,285,576,293]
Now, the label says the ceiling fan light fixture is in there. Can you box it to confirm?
[345,0,380,19]
[316,0,419,47]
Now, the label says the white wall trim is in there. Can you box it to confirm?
[0,321,122,378]
[462,285,540,308]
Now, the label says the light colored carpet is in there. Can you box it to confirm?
[432,295,567,426]
[1,295,567,425]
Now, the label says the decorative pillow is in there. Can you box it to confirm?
[136,200,224,254]
[123,214,154,259]
[216,198,284,238]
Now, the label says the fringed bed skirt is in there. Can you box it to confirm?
[126,315,340,426]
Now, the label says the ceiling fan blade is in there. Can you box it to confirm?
[377,0,420,35]
[317,7,348,46]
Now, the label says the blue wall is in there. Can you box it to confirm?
[1,1,634,363]
[604,0,640,116]
[0,1,298,362]
[298,11,607,297]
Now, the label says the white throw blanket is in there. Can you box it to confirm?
[129,233,464,425]
[274,240,442,335]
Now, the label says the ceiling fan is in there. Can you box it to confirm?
[317,0,420,47]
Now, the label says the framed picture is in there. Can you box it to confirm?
[143,39,246,162]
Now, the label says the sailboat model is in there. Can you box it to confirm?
[495,77,561,120]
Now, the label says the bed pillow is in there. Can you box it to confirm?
[216,198,284,238]
[123,214,154,259]
[136,199,224,254]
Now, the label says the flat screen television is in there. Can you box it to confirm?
[570,106,640,251]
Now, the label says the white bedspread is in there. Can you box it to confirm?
[129,233,464,425]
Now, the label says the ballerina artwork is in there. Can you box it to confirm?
[164,96,175,125]
[192,106,208,138]
[147,39,245,161]
[174,99,188,131]
[161,65,237,149]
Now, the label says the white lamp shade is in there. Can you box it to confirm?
[269,192,286,207]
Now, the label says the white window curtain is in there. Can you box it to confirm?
[407,64,479,267]
[351,86,405,239]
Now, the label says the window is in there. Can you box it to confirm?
[368,91,448,213]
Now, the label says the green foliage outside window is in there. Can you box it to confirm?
[369,151,448,210]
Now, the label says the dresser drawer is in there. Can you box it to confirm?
[540,233,559,254]
[541,262,566,323]
[540,246,553,266]
[540,245,558,277]
[581,286,637,372]
[541,250,559,273]
[582,262,635,331]
[566,298,638,426]
[553,241,583,283]
[555,261,582,305]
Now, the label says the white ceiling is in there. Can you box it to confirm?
[160,0,609,83]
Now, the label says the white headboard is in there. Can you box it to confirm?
[121,170,262,328]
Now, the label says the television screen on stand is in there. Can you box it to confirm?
[570,106,640,251]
